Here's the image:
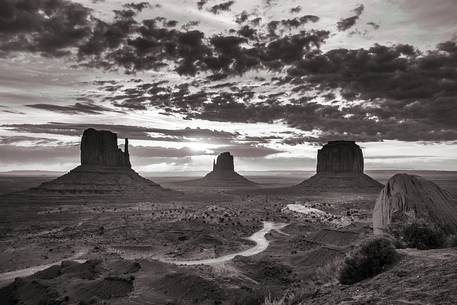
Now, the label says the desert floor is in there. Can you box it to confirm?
[0,171,456,304]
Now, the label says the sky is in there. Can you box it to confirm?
[0,0,456,173]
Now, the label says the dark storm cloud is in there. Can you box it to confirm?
[26,102,121,115]
[101,40,457,144]
[0,0,93,56]
[290,6,302,14]
[337,4,364,31]
[0,0,329,77]
[197,0,208,10]
[2,122,240,143]
[209,1,235,14]
[123,2,150,12]
[3,0,457,146]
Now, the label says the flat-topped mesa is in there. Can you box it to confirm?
[295,140,382,192]
[316,141,363,174]
[212,152,235,172]
[81,128,131,168]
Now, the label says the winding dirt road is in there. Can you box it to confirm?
[162,221,288,265]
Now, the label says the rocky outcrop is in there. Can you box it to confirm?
[212,152,234,172]
[317,141,363,174]
[28,128,168,197]
[296,141,382,192]
[81,128,131,168]
[373,174,457,234]
[181,152,256,188]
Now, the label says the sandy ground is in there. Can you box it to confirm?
[0,172,456,304]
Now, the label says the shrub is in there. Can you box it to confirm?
[400,221,446,250]
[446,234,457,248]
[338,237,399,285]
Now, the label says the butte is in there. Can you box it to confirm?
[294,141,383,192]
[181,152,257,188]
[23,128,169,198]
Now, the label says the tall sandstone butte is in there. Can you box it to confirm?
[81,128,131,168]
[212,152,235,172]
[317,141,363,174]
[29,128,165,196]
[296,141,382,192]
[182,152,256,187]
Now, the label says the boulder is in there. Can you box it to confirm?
[373,174,457,234]
[81,128,131,168]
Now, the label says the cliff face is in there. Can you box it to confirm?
[316,141,363,174]
[213,152,234,172]
[80,128,131,168]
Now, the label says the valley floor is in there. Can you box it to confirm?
[0,172,456,304]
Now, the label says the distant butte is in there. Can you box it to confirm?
[295,141,383,192]
[27,128,168,197]
[182,152,257,188]
[317,141,363,174]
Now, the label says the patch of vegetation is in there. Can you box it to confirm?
[338,237,399,285]
[400,221,447,250]
[447,234,457,247]
[263,287,318,305]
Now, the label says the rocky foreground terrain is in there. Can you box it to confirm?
[300,248,457,305]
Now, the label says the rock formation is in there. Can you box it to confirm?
[317,141,363,174]
[29,128,167,197]
[181,152,256,187]
[373,174,457,234]
[212,152,234,172]
[296,141,382,192]
[80,128,131,168]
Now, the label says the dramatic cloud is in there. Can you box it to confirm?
[337,4,364,31]
[2,0,457,171]
[0,136,61,145]
[2,122,240,143]
[0,0,328,76]
[0,0,94,56]
[92,40,457,144]
[209,1,235,14]
[26,102,120,114]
